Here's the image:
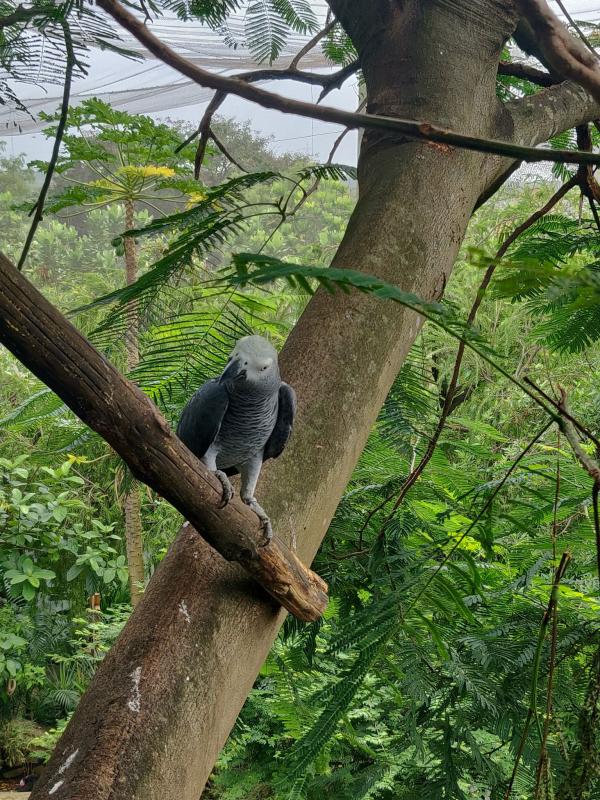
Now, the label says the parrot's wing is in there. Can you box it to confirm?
[176,379,229,460]
[264,382,297,461]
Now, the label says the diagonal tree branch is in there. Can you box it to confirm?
[288,17,336,70]
[0,251,328,622]
[517,0,600,102]
[498,60,556,87]
[178,61,360,174]
[209,129,248,173]
[95,0,600,167]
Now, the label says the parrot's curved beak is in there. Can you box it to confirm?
[219,357,247,384]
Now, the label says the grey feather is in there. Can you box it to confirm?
[176,379,229,461]
[264,383,296,461]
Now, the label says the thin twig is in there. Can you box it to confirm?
[406,422,554,616]
[554,0,597,57]
[96,0,600,168]
[368,176,577,537]
[534,441,562,798]
[175,90,225,155]
[524,378,600,450]
[505,551,571,800]
[17,21,74,270]
[285,97,366,219]
[209,130,248,173]
[288,18,336,70]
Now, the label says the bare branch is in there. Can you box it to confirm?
[178,62,359,172]
[524,378,600,449]
[96,0,600,167]
[288,18,336,70]
[17,22,75,270]
[498,60,556,87]
[209,129,248,173]
[193,91,225,178]
[557,389,600,484]
[517,0,600,102]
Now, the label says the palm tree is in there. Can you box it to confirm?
[35,99,198,605]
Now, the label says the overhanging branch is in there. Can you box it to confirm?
[0,252,328,622]
[498,60,556,87]
[517,0,600,102]
[96,0,600,167]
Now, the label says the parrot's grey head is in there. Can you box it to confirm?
[219,335,280,394]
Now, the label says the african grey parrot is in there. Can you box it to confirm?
[176,335,296,544]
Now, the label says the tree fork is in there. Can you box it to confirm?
[21,1,600,798]
[0,251,328,621]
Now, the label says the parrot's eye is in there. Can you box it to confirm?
[261,365,268,371]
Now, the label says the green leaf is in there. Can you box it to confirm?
[103,568,116,584]
[66,564,84,581]
[21,582,36,601]
[8,573,28,585]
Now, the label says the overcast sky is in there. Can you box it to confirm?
[1,0,598,165]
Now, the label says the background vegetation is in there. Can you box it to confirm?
[1,104,599,800]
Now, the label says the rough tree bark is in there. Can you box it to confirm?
[25,2,600,799]
[122,197,145,607]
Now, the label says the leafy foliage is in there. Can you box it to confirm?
[1,106,600,800]
[492,215,600,352]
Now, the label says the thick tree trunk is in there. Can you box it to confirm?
[122,198,145,607]
[27,4,522,799]
[25,2,600,799]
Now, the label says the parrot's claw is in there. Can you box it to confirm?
[243,496,273,546]
[214,470,234,508]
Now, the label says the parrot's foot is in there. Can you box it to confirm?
[214,470,234,508]
[242,496,273,546]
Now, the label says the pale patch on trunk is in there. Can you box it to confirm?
[58,748,79,774]
[127,666,142,713]
[179,600,191,623]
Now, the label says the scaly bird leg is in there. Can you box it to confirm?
[239,456,271,545]
[242,496,273,546]
[214,470,234,508]
[201,448,234,508]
